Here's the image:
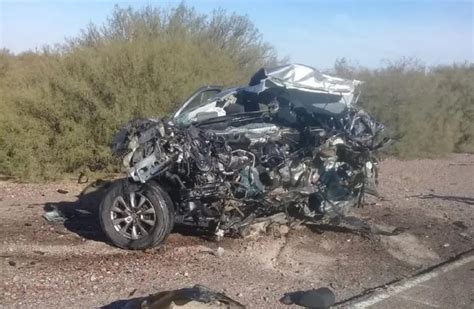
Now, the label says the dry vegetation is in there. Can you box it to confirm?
[0,4,472,181]
[333,58,474,157]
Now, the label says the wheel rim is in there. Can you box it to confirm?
[110,191,157,240]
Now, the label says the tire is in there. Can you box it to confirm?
[99,179,174,250]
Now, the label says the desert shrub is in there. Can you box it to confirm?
[333,58,474,157]
[0,4,279,181]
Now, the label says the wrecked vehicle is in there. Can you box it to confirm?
[99,64,389,250]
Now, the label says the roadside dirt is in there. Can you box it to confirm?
[1,154,473,308]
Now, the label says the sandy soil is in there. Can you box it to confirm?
[1,154,473,308]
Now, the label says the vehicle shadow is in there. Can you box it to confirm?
[411,194,474,206]
[43,179,115,242]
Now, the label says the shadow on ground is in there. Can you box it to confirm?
[43,179,116,242]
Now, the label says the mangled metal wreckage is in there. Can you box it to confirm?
[100,64,389,250]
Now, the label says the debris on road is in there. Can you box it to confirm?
[212,247,225,257]
[280,287,335,308]
[42,207,67,224]
[102,285,245,309]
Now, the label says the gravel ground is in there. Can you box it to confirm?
[1,154,473,308]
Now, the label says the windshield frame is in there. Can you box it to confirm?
[172,85,223,119]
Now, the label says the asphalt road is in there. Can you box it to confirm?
[345,252,474,309]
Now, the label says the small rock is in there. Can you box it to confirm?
[128,289,137,297]
[184,272,189,277]
[237,293,243,297]
[90,275,97,282]
[57,189,69,194]
[8,261,16,267]
[263,296,269,302]
[276,224,290,237]
[443,243,450,248]
[113,262,119,266]
[215,247,225,257]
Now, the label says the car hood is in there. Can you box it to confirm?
[174,64,362,126]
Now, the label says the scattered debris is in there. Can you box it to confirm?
[42,207,67,224]
[213,247,225,257]
[128,289,137,297]
[102,285,245,309]
[280,287,335,308]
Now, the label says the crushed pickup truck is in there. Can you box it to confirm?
[100,64,389,250]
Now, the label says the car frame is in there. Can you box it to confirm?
[99,64,388,250]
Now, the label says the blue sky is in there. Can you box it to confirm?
[0,0,472,69]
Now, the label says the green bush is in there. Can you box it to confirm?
[333,58,474,157]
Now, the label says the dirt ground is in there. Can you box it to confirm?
[1,154,473,308]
